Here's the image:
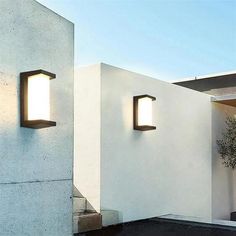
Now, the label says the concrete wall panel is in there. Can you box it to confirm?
[0,180,72,236]
[0,0,74,235]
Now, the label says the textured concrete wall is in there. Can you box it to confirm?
[100,64,212,223]
[74,65,101,212]
[0,0,74,235]
[212,103,236,220]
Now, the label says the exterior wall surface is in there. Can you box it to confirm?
[100,64,212,223]
[0,1,74,235]
[212,103,236,220]
[174,77,236,220]
[74,65,101,212]
[75,64,236,225]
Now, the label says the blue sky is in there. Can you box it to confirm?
[38,0,236,81]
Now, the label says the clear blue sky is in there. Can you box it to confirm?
[38,0,236,81]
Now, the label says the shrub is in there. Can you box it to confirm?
[217,116,236,169]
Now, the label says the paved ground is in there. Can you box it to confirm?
[77,218,236,236]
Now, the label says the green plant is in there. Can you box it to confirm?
[217,116,236,169]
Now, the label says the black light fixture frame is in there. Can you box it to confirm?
[20,69,56,129]
[133,94,156,131]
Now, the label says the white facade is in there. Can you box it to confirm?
[0,1,235,232]
[212,103,236,220]
[0,0,74,235]
[74,63,213,224]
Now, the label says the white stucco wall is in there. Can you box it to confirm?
[0,1,74,235]
[212,103,236,220]
[75,63,213,223]
[74,65,101,212]
[100,64,212,223]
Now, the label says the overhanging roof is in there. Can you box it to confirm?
[211,94,236,107]
[174,71,236,93]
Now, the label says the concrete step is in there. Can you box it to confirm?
[86,200,97,212]
[73,212,102,234]
[101,210,120,226]
[73,186,83,198]
[73,197,86,213]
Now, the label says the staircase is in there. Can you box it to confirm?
[73,187,102,234]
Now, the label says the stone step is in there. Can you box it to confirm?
[101,210,120,226]
[86,200,97,212]
[73,212,102,234]
[73,186,83,198]
[73,197,86,213]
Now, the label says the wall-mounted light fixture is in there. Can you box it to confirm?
[133,94,156,131]
[20,69,56,129]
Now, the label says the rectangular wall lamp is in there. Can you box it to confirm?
[20,69,56,129]
[133,94,156,131]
